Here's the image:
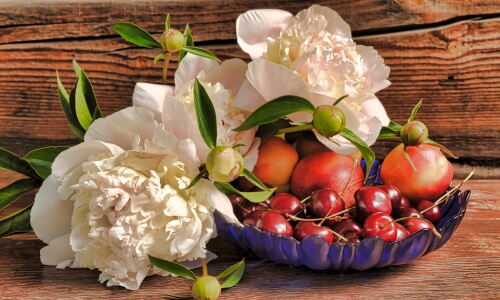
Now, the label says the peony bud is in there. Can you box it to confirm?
[192,276,222,300]
[312,105,346,138]
[161,29,185,53]
[400,120,428,146]
[206,146,245,182]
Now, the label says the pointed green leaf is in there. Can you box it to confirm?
[425,140,459,159]
[241,169,269,191]
[220,259,245,289]
[377,125,401,140]
[408,99,423,123]
[186,168,207,189]
[193,79,218,149]
[234,96,316,132]
[217,258,244,279]
[0,147,37,178]
[387,121,403,131]
[179,24,194,62]
[57,71,85,140]
[72,61,102,130]
[111,22,162,48]
[165,14,171,30]
[333,95,348,106]
[339,128,376,178]
[154,53,166,64]
[22,146,69,179]
[403,146,417,171]
[215,182,275,203]
[0,204,32,237]
[181,46,220,62]
[0,178,39,210]
[148,255,198,280]
[74,77,93,130]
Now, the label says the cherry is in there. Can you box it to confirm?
[415,200,443,225]
[242,210,266,226]
[355,186,392,220]
[293,221,334,244]
[232,198,270,221]
[397,207,422,225]
[378,185,409,216]
[403,218,435,236]
[363,212,397,242]
[331,219,363,237]
[342,232,363,244]
[309,188,345,225]
[255,211,294,236]
[269,193,304,218]
[394,222,411,241]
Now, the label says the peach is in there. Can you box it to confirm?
[380,143,454,202]
[237,136,299,191]
[290,151,364,207]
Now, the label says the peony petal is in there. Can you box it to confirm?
[357,45,391,93]
[198,179,240,224]
[85,106,159,150]
[236,9,293,59]
[39,233,74,266]
[314,130,358,155]
[132,82,174,122]
[175,54,219,93]
[205,58,248,96]
[298,5,352,38]
[360,95,390,126]
[179,251,217,269]
[242,137,260,172]
[118,267,150,290]
[51,140,123,180]
[31,175,74,244]
[232,79,267,112]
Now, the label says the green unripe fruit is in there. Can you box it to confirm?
[206,146,245,182]
[312,105,346,138]
[161,29,185,53]
[400,120,429,146]
[192,276,221,300]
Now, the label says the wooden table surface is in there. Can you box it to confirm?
[0,180,498,300]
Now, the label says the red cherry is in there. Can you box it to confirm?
[293,221,334,244]
[255,211,294,236]
[394,222,411,241]
[363,212,397,242]
[397,207,423,225]
[341,232,363,244]
[309,188,345,226]
[331,219,363,236]
[404,218,435,236]
[416,200,443,225]
[355,186,392,220]
[242,210,266,226]
[269,193,304,218]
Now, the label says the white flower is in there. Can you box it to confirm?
[236,5,391,154]
[30,107,238,290]
[133,54,263,170]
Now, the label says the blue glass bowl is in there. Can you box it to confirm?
[214,160,471,270]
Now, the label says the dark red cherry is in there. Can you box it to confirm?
[394,222,411,241]
[255,211,293,236]
[331,219,363,236]
[293,221,334,244]
[341,232,363,244]
[404,218,434,236]
[242,210,266,226]
[309,188,345,225]
[355,186,392,220]
[397,207,423,225]
[269,193,304,218]
[416,200,443,225]
[363,212,397,242]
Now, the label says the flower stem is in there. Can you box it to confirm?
[162,52,172,84]
[201,258,208,277]
[276,124,314,135]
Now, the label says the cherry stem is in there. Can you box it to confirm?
[276,124,314,135]
[287,206,355,223]
[382,216,441,238]
[300,195,311,204]
[420,168,474,215]
[329,229,349,243]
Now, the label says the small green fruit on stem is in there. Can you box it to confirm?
[312,105,346,138]
[206,146,245,182]
[161,29,185,53]
[400,120,428,146]
[192,275,222,300]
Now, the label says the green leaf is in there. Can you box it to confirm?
[22,146,69,179]
[154,53,166,64]
[339,128,376,179]
[185,168,207,189]
[387,121,403,131]
[0,178,39,211]
[333,95,348,106]
[425,140,459,159]
[377,126,401,140]
[148,255,198,281]
[241,169,269,192]
[408,99,423,123]
[112,22,162,49]
[165,14,171,30]
[72,60,102,130]
[56,71,85,140]
[179,24,194,62]
[219,259,245,289]
[0,147,37,178]
[255,119,291,142]
[403,146,417,171]
[0,204,32,237]
[193,79,218,149]
[215,182,276,203]
[181,46,220,62]
[234,96,316,132]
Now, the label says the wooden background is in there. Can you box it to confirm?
[0,0,499,179]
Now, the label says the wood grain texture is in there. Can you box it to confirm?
[0,180,498,299]
[0,0,499,177]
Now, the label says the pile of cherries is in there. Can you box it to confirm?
[230,184,443,244]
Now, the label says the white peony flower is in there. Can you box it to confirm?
[236,5,391,154]
[30,107,239,290]
[132,54,263,170]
